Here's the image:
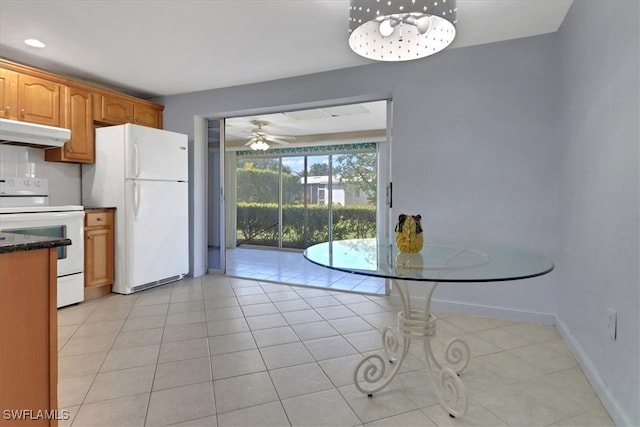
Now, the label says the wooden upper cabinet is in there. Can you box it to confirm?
[93,92,134,124]
[0,69,61,126]
[1,59,164,164]
[45,85,94,163]
[0,68,18,119]
[134,103,162,128]
[17,74,62,126]
[93,93,162,128]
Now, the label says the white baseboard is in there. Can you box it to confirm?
[385,294,631,425]
[389,294,556,325]
[555,317,633,427]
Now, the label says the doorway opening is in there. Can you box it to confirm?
[208,100,390,294]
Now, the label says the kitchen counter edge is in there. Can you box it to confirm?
[0,232,72,254]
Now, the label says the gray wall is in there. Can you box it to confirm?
[556,1,639,425]
[156,33,561,323]
[155,5,639,422]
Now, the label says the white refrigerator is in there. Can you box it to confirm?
[82,124,189,294]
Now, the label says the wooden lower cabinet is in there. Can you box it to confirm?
[84,209,114,300]
[0,248,58,426]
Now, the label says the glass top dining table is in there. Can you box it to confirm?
[304,237,554,418]
[304,237,554,283]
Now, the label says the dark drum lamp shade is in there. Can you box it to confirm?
[348,0,457,61]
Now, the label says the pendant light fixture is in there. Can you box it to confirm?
[348,0,457,62]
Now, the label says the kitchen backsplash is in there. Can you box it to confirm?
[0,144,81,205]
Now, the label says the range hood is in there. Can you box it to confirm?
[0,118,70,148]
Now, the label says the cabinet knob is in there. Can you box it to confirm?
[66,147,73,153]
[20,108,25,117]
[4,106,9,112]
[87,235,93,240]
[96,217,103,222]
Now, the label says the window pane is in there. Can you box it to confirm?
[282,156,305,249]
[234,147,378,251]
[306,155,330,246]
[331,152,378,241]
[236,157,280,247]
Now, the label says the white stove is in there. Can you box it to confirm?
[0,176,85,307]
[0,205,84,214]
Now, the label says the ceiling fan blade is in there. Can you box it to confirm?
[268,134,295,140]
[245,138,258,145]
[268,137,291,145]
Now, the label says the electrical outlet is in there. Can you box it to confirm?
[607,308,617,340]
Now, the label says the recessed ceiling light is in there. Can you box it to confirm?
[24,39,45,48]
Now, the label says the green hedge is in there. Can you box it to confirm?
[236,168,301,204]
[237,203,376,249]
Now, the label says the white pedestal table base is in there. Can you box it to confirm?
[353,278,471,418]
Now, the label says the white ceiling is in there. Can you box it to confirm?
[0,0,573,99]
[224,100,388,148]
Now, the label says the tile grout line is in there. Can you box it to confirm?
[58,275,612,427]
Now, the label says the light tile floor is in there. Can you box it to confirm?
[57,275,613,427]
[225,248,387,295]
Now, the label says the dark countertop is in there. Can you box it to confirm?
[84,207,116,211]
[0,232,71,254]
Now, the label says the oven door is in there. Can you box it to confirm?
[0,211,84,277]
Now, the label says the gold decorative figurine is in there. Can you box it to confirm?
[395,214,423,253]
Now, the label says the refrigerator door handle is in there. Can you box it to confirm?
[133,181,140,220]
[133,141,140,178]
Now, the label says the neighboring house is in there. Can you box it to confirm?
[301,175,370,206]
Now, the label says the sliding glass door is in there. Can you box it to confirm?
[235,145,378,251]
[207,119,225,272]
[331,152,378,243]
[236,158,281,247]
[281,156,306,249]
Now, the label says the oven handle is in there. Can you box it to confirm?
[133,182,140,220]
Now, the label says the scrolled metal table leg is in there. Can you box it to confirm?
[421,281,469,417]
[424,339,469,417]
[425,336,471,375]
[352,278,469,418]
[353,335,409,396]
[443,337,471,374]
[353,279,413,396]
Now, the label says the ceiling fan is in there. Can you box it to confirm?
[244,120,294,151]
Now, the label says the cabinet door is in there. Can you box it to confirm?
[0,68,18,120]
[133,103,161,128]
[46,85,94,163]
[17,74,61,126]
[85,227,114,287]
[0,249,57,423]
[94,93,133,125]
[64,86,94,162]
